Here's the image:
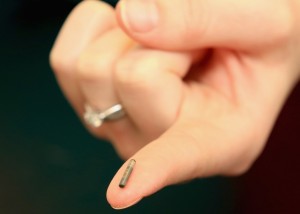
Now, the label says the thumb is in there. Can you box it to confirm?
[106,124,232,209]
[115,0,287,51]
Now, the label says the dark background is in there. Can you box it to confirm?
[0,0,299,213]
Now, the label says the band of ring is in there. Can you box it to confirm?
[84,104,125,127]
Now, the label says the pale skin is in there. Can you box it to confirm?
[50,0,300,209]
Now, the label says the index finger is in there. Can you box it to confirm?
[49,0,117,114]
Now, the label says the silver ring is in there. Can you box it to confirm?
[83,104,125,127]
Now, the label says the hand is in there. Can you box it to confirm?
[50,0,300,209]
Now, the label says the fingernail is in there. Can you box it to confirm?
[119,0,159,33]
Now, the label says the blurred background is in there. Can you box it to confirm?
[0,0,299,213]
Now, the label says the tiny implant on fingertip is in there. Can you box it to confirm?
[119,159,136,188]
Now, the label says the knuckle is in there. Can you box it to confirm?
[261,2,294,46]
[183,0,207,42]
[225,143,262,176]
[222,135,263,176]
[115,53,158,87]
[76,53,111,82]
[228,161,253,176]
[270,10,294,45]
[49,49,76,76]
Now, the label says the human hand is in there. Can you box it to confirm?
[50,0,300,210]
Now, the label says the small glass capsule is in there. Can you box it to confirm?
[119,159,136,188]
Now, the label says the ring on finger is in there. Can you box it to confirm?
[83,103,126,128]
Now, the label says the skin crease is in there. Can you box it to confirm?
[50,0,300,210]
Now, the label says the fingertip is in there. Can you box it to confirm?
[115,0,165,50]
[106,185,142,210]
[106,149,173,209]
[106,137,192,209]
[116,0,159,33]
[106,159,144,209]
[115,0,203,51]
